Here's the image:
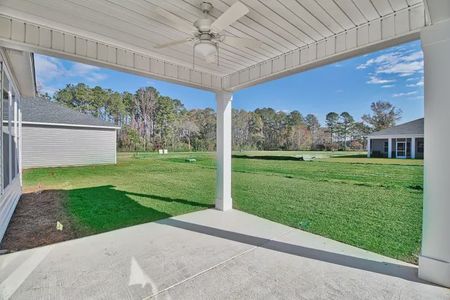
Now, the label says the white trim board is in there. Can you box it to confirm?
[368,134,424,139]
[0,176,21,242]
[4,120,120,130]
[0,14,223,92]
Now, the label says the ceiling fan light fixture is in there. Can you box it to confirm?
[195,41,217,57]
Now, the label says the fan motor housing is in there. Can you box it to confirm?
[194,18,213,32]
[200,2,213,13]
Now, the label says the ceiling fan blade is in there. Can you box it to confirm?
[154,38,191,49]
[211,1,249,33]
[222,36,262,49]
[154,8,197,33]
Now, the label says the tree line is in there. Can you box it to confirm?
[44,83,402,152]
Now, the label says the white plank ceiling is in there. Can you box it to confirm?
[0,0,427,91]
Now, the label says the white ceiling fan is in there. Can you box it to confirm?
[153,1,262,68]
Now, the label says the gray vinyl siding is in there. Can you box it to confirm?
[22,124,116,168]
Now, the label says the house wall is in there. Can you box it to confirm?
[0,50,22,242]
[22,124,116,168]
[370,137,424,159]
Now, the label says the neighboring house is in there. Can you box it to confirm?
[3,97,120,168]
[367,118,424,159]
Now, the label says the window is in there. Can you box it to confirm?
[406,140,411,158]
[0,61,20,192]
[418,141,424,153]
[384,141,388,153]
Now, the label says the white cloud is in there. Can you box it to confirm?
[357,49,424,83]
[357,52,401,70]
[403,51,423,62]
[36,79,58,95]
[377,60,423,77]
[35,56,65,82]
[392,91,418,97]
[406,77,424,87]
[409,95,424,100]
[70,62,108,83]
[71,62,99,73]
[381,84,395,88]
[35,55,108,95]
[86,72,108,83]
[366,75,395,84]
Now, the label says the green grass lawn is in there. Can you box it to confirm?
[23,151,423,263]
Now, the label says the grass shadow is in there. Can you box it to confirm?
[66,185,211,235]
[2,185,213,251]
[331,154,368,158]
[124,190,212,208]
[232,155,307,161]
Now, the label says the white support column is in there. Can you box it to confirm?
[411,137,416,159]
[419,17,450,287]
[367,138,371,158]
[215,91,233,211]
[387,138,392,158]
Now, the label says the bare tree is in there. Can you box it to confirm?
[362,101,402,131]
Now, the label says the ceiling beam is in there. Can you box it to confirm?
[223,2,426,91]
[0,14,223,92]
[0,48,36,97]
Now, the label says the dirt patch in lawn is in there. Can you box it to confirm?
[0,189,78,253]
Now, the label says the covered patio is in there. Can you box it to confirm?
[1,209,448,299]
[0,0,449,294]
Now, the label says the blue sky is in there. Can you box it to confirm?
[35,40,423,125]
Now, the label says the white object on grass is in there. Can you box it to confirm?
[56,221,63,231]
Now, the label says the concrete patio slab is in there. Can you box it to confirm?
[0,209,448,299]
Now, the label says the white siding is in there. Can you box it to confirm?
[22,125,117,168]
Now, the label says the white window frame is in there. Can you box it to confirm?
[0,52,21,195]
[396,139,407,159]
[0,61,3,196]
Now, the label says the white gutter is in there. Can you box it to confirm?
[367,134,424,139]
[3,120,120,130]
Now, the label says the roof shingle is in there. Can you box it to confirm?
[368,118,423,137]
[3,97,118,128]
